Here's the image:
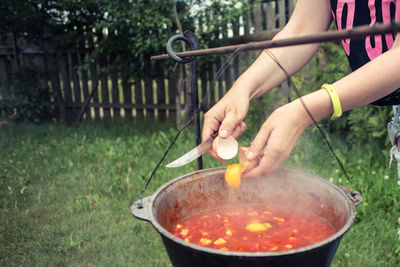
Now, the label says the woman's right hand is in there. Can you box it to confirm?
[202,89,249,161]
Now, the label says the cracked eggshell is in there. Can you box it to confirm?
[239,146,259,172]
[212,135,238,160]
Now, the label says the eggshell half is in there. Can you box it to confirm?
[212,135,238,160]
[238,146,259,172]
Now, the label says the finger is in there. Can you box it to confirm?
[246,122,271,160]
[202,111,228,162]
[202,112,221,142]
[242,146,284,178]
[231,121,246,139]
[219,112,243,139]
[241,152,263,177]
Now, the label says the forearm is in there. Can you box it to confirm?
[227,0,332,100]
[335,45,400,111]
[293,44,400,128]
[232,41,322,100]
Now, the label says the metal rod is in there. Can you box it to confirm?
[151,22,400,61]
[166,30,203,170]
[185,32,203,170]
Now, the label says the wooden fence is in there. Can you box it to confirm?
[0,0,296,123]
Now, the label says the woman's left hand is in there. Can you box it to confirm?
[242,100,313,178]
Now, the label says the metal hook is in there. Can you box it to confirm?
[166,35,195,63]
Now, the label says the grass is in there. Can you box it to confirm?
[1,120,399,266]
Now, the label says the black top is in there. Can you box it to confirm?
[329,0,400,105]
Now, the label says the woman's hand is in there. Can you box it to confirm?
[202,89,249,161]
[242,100,313,178]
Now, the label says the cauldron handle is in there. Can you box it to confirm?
[339,186,363,207]
[131,195,152,222]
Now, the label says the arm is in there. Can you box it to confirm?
[243,33,400,178]
[202,0,333,160]
[238,0,333,100]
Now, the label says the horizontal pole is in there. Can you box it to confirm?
[151,22,400,61]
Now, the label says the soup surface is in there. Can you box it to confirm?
[171,204,334,252]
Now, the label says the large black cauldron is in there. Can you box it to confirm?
[131,167,361,267]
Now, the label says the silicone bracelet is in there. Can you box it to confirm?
[322,84,342,120]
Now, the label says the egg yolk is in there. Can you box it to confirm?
[245,222,272,232]
[225,163,243,189]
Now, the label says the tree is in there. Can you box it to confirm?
[0,0,254,123]
[0,0,103,122]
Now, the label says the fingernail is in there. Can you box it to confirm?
[220,129,228,138]
[247,151,254,159]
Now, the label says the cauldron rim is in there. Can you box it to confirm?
[132,167,357,258]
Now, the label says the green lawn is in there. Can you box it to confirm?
[1,121,399,266]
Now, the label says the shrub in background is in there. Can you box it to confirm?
[1,64,55,122]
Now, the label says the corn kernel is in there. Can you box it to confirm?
[214,237,227,245]
[284,244,293,249]
[176,224,183,229]
[200,238,212,246]
[180,229,189,236]
[273,217,285,222]
[226,229,232,236]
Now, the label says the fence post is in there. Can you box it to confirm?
[0,57,9,102]
[111,71,121,120]
[78,51,91,119]
[156,64,166,122]
[90,62,100,120]
[7,33,19,70]
[122,71,133,120]
[216,57,224,99]
[70,52,82,116]
[168,66,177,122]
[134,79,144,120]
[60,54,74,120]
[265,1,276,30]
[144,62,155,121]
[289,0,296,15]
[278,0,286,27]
[49,56,66,122]
[253,5,263,32]
[208,62,215,107]
[100,59,111,120]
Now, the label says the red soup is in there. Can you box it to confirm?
[171,205,335,252]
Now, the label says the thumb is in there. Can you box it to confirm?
[219,112,242,139]
[247,125,271,160]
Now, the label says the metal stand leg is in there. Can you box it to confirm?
[166,31,203,170]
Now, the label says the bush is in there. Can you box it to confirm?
[1,64,55,122]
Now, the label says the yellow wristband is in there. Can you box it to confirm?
[322,84,342,120]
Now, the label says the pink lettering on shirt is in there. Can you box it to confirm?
[382,0,400,48]
[336,0,355,55]
[366,0,383,59]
